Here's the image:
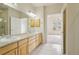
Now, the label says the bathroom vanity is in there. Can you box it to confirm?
[0,4,42,55]
[0,33,42,55]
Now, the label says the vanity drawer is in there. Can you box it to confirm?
[29,36,36,42]
[18,38,28,46]
[0,43,17,55]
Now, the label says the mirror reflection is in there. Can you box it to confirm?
[0,4,29,36]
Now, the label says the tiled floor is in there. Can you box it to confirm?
[31,35,63,55]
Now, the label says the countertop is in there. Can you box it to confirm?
[0,32,41,48]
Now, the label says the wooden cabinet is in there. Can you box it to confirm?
[34,33,42,48]
[28,33,42,54]
[5,49,17,55]
[38,33,42,44]
[18,38,28,55]
[28,37,36,54]
[18,44,27,55]
[0,33,42,55]
[0,43,17,55]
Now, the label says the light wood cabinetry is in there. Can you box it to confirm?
[38,33,43,44]
[0,33,42,55]
[18,38,28,55]
[0,43,17,55]
[18,44,27,55]
[28,33,42,54]
[5,49,17,55]
[28,37,36,53]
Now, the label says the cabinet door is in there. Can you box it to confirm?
[19,44,27,55]
[28,42,35,54]
[38,33,42,44]
[5,49,17,55]
[0,43,17,55]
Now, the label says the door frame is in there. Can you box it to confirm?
[45,8,67,55]
[63,8,66,54]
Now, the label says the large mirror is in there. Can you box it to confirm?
[0,17,5,36]
[0,4,29,36]
[10,16,28,35]
[0,5,8,36]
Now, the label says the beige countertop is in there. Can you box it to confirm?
[0,32,41,48]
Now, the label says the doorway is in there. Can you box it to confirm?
[46,13,63,54]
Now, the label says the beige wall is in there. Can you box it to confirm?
[33,6,45,43]
[36,7,44,32]
[66,4,79,54]
[46,4,64,15]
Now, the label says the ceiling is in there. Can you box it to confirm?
[17,3,64,13]
[1,3,64,16]
[31,3,56,7]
